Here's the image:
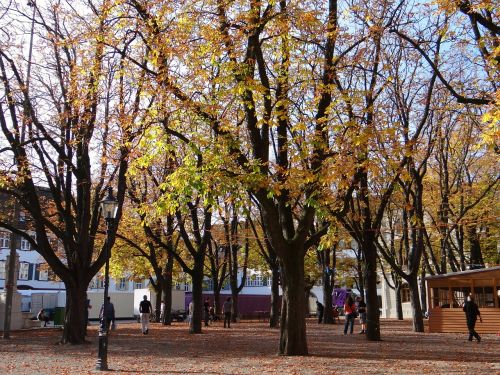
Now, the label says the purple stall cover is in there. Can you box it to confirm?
[332,288,351,307]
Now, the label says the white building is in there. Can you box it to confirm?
[0,229,165,318]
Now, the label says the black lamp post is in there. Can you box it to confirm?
[96,187,118,371]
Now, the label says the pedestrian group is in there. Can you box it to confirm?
[126,292,485,344]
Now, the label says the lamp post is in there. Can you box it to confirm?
[96,187,118,371]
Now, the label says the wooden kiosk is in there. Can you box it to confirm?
[426,266,500,333]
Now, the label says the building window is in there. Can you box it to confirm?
[246,274,264,287]
[94,277,105,289]
[134,281,143,289]
[0,260,5,279]
[18,262,30,280]
[117,277,128,291]
[451,287,470,307]
[38,264,49,281]
[176,282,190,291]
[474,286,494,308]
[20,237,30,251]
[0,232,10,249]
[202,279,214,291]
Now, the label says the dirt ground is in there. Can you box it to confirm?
[0,319,498,374]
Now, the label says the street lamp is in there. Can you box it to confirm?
[96,187,118,371]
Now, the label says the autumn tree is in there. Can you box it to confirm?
[112,201,181,325]
[116,0,339,354]
[423,104,499,274]
[110,0,497,349]
[0,1,144,343]
[315,0,424,340]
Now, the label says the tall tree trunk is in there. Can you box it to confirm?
[279,249,307,355]
[438,199,454,274]
[231,293,239,322]
[467,224,484,268]
[457,224,466,270]
[269,263,280,328]
[408,273,424,332]
[356,253,365,299]
[213,285,222,316]
[162,282,172,325]
[189,264,204,334]
[62,281,87,344]
[229,242,240,323]
[322,268,334,324]
[420,261,427,314]
[363,239,381,341]
[304,287,312,317]
[324,246,337,323]
[395,283,403,320]
[153,288,161,322]
[162,253,174,325]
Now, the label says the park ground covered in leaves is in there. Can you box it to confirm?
[0,319,498,375]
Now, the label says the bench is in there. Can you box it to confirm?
[240,311,270,322]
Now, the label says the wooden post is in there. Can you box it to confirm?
[494,278,498,308]
[427,281,433,309]
[448,283,452,306]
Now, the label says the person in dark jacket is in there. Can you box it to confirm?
[316,300,324,324]
[223,297,232,328]
[203,298,210,327]
[139,295,152,334]
[463,295,482,342]
[356,296,367,334]
[99,296,115,331]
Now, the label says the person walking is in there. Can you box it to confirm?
[343,295,356,335]
[204,298,210,327]
[356,296,367,334]
[223,297,232,328]
[316,300,324,324]
[139,295,153,334]
[463,294,482,342]
[99,296,115,332]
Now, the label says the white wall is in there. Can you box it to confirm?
[379,273,423,319]
[0,291,23,330]
[133,289,185,315]
[88,291,135,319]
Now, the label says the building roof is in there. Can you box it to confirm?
[425,266,500,281]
